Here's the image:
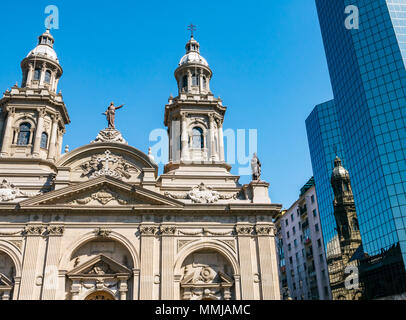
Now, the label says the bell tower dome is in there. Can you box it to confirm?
[159,30,240,191]
[21,29,63,93]
[0,29,69,162]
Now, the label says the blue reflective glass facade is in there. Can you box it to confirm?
[308,0,406,269]
[306,100,346,252]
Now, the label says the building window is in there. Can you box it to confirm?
[285,220,289,226]
[291,214,294,222]
[287,231,290,239]
[191,73,199,86]
[17,122,31,145]
[44,70,51,84]
[191,127,204,149]
[34,68,41,81]
[313,209,317,217]
[288,243,291,251]
[40,132,48,149]
[182,75,188,89]
[311,195,315,203]
[315,223,319,232]
[292,226,296,235]
[317,238,322,248]
[294,239,298,247]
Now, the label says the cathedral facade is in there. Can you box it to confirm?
[0,29,281,300]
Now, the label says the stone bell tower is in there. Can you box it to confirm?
[329,155,364,300]
[0,29,69,161]
[160,32,240,191]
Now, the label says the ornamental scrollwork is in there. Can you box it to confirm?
[235,226,254,235]
[139,226,159,236]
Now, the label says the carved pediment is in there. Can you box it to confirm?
[67,254,131,277]
[19,176,184,208]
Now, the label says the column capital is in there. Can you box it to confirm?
[139,225,159,236]
[235,225,254,236]
[160,225,176,236]
[255,224,275,236]
[47,225,65,236]
[24,225,46,236]
[38,108,46,118]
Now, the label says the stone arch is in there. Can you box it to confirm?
[174,240,240,300]
[59,231,140,271]
[84,288,116,300]
[0,241,22,277]
[174,240,239,275]
[0,241,22,300]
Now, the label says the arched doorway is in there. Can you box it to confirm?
[85,291,115,300]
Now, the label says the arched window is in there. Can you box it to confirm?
[182,75,188,89]
[17,122,31,145]
[192,73,199,86]
[192,127,204,149]
[44,70,52,84]
[34,68,41,81]
[40,132,48,149]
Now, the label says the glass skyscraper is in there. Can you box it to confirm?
[306,0,406,288]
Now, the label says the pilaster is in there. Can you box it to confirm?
[160,225,176,299]
[139,224,158,300]
[235,224,255,299]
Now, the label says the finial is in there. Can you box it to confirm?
[64,145,69,153]
[148,147,155,162]
[188,23,197,38]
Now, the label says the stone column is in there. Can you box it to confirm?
[217,119,225,162]
[39,63,46,86]
[187,70,192,93]
[41,225,64,300]
[19,225,45,300]
[199,71,204,93]
[33,108,46,156]
[209,113,217,161]
[139,224,158,300]
[132,269,140,300]
[180,113,188,162]
[47,115,59,160]
[0,107,15,156]
[26,63,34,86]
[160,225,176,300]
[255,224,280,300]
[118,277,128,300]
[12,277,21,300]
[236,225,255,299]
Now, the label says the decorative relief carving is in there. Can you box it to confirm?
[91,128,128,144]
[235,226,254,236]
[47,226,64,236]
[165,182,238,204]
[0,179,40,202]
[177,239,194,251]
[160,226,176,235]
[255,225,274,236]
[203,228,234,236]
[0,230,23,236]
[221,240,236,251]
[71,187,131,205]
[80,150,136,180]
[94,227,112,238]
[24,225,45,236]
[139,225,159,235]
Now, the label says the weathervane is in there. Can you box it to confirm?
[188,23,197,38]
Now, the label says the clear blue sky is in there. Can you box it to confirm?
[0,0,333,208]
